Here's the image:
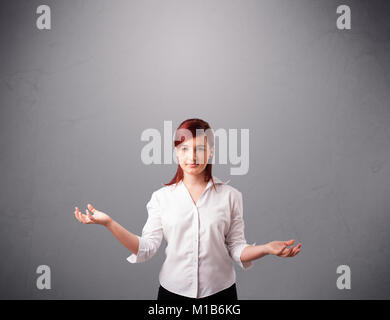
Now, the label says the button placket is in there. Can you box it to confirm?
[193,206,199,298]
[180,180,213,298]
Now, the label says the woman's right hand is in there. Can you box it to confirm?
[74,204,112,227]
[266,239,301,257]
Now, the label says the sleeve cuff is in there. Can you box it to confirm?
[126,235,143,264]
[237,242,256,270]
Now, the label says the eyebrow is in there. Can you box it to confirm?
[181,144,205,147]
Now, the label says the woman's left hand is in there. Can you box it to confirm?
[266,239,302,257]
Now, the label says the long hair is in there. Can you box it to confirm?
[164,118,216,191]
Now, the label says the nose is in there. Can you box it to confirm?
[188,149,197,162]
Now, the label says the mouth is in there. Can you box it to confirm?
[187,164,199,167]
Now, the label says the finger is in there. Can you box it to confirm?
[76,207,83,222]
[75,207,83,223]
[78,212,87,224]
[291,246,300,256]
[281,241,294,251]
[84,209,93,224]
[277,245,287,256]
[283,248,293,258]
[87,203,96,213]
[74,210,81,223]
[79,210,89,223]
[285,239,295,246]
[291,249,301,257]
[80,212,88,223]
[291,245,301,256]
[287,248,294,257]
[291,244,302,256]
[288,247,298,257]
[79,212,88,223]
[86,209,96,223]
[282,247,294,257]
[75,210,82,223]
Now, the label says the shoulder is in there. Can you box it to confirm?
[150,184,175,199]
[216,183,242,197]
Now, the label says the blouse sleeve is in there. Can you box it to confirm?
[225,191,256,270]
[126,191,163,264]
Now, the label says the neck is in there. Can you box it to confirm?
[182,172,208,187]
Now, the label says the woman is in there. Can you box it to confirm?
[74,118,302,301]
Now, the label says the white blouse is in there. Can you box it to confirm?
[127,176,255,299]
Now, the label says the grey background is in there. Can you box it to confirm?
[1,0,389,299]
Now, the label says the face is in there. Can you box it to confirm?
[175,135,214,177]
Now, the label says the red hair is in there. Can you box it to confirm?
[164,118,217,191]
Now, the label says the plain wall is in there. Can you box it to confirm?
[0,0,389,299]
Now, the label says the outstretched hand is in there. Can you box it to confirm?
[74,204,112,227]
[267,239,302,257]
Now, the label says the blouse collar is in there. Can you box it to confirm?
[211,176,231,185]
[166,176,230,190]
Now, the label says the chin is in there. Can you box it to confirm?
[184,168,202,174]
